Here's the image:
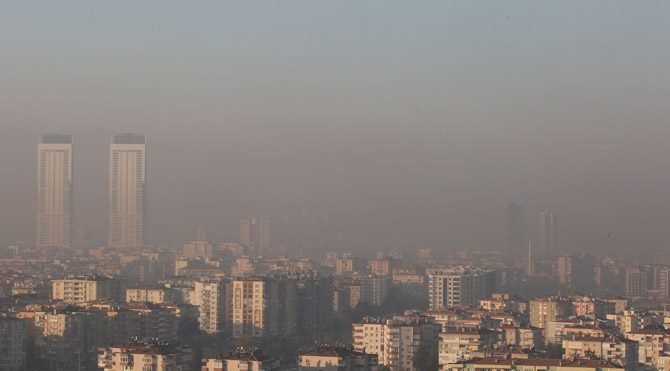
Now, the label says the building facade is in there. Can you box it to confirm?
[108,133,147,248]
[37,134,74,247]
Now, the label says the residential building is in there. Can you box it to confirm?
[231,277,297,338]
[299,346,378,371]
[445,358,623,371]
[51,275,123,303]
[202,349,279,371]
[193,280,228,334]
[108,133,147,248]
[562,335,638,369]
[36,134,74,247]
[439,327,498,365]
[126,287,173,303]
[529,297,572,329]
[98,340,191,371]
[352,315,440,371]
[427,266,496,310]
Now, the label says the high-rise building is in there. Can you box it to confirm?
[505,202,526,252]
[37,134,74,247]
[193,280,228,334]
[624,267,648,298]
[539,209,558,255]
[240,218,270,252]
[292,271,333,341]
[108,134,147,248]
[557,253,596,292]
[231,277,296,338]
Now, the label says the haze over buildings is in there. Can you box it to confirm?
[0,1,669,255]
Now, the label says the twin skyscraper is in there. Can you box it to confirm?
[36,133,147,248]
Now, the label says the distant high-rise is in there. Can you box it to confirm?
[37,134,73,247]
[108,134,147,248]
[240,217,270,252]
[527,240,535,276]
[505,202,526,252]
[539,209,557,255]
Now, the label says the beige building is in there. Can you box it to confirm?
[37,134,74,248]
[193,280,228,334]
[427,266,496,310]
[562,335,638,370]
[51,276,122,303]
[626,328,670,369]
[352,316,439,371]
[98,341,191,371]
[445,358,623,371]
[29,310,104,370]
[502,325,542,349]
[202,349,279,371]
[336,257,366,276]
[299,346,378,371]
[0,316,25,371]
[108,133,147,248]
[126,287,172,303]
[231,277,297,338]
[529,297,572,329]
[439,327,498,366]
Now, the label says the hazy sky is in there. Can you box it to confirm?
[1,1,669,254]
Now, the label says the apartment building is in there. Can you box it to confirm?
[202,349,279,371]
[439,327,498,366]
[427,267,496,310]
[51,275,123,303]
[98,341,191,371]
[299,346,378,371]
[193,280,229,334]
[444,358,624,371]
[529,297,572,329]
[126,287,175,303]
[562,335,638,370]
[352,315,439,371]
[231,277,297,338]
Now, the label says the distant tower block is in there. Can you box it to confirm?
[37,134,74,247]
[196,226,207,242]
[539,209,557,255]
[108,134,147,248]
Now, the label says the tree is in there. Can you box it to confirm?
[413,342,439,371]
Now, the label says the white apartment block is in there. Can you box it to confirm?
[352,316,439,371]
[52,276,121,303]
[428,266,495,310]
[193,280,228,334]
